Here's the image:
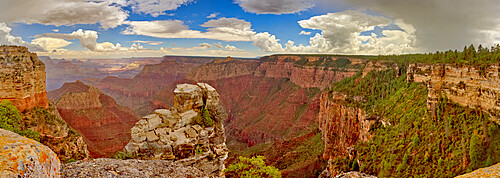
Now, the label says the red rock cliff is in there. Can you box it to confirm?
[85,58,204,115]
[0,45,48,111]
[49,81,140,157]
[318,91,376,175]
[255,55,363,89]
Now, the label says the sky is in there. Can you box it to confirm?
[0,0,499,59]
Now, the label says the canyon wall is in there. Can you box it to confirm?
[318,92,376,175]
[407,63,500,124]
[85,58,205,115]
[49,81,139,157]
[0,45,48,111]
[255,55,362,89]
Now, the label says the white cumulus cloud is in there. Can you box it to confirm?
[207,13,220,18]
[299,31,311,35]
[31,37,71,51]
[35,29,145,52]
[257,10,418,54]
[0,22,44,51]
[122,18,255,41]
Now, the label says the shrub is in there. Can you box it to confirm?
[225,156,282,178]
[112,151,135,160]
[0,100,40,141]
[192,106,214,127]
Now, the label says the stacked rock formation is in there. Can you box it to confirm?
[125,83,228,177]
[0,128,61,177]
[0,45,48,112]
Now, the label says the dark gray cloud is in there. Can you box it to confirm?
[0,0,128,29]
[235,0,314,14]
[321,0,500,51]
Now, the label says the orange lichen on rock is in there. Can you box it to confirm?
[0,128,61,177]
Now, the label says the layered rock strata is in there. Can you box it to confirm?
[50,81,139,157]
[0,45,48,112]
[125,83,228,177]
[0,128,61,177]
[318,92,376,176]
[407,63,500,124]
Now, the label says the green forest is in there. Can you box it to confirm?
[377,44,500,65]
[327,63,500,177]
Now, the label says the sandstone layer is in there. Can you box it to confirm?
[49,81,139,157]
[407,63,500,124]
[125,83,228,177]
[0,128,61,177]
[0,45,48,112]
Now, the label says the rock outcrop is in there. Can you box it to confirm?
[62,158,205,177]
[407,63,500,124]
[22,107,89,163]
[318,92,376,176]
[0,128,61,177]
[49,81,139,157]
[125,83,228,177]
[0,45,48,112]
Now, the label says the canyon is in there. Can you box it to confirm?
[48,81,140,158]
[77,54,366,176]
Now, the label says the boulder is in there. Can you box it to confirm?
[197,83,220,108]
[146,131,159,142]
[185,127,198,138]
[144,114,162,131]
[177,110,198,129]
[0,129,61,177]
[173,84,203,113]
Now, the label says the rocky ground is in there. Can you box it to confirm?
[62,158,206,177]
[456,163,500,178]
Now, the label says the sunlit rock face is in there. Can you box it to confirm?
[408,63,500,124]
[0,128,61,178]
[125,83,228,177]
[0,45,48,112]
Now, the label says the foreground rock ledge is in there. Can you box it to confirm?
[0,128,61,177]
[62,158,205,177]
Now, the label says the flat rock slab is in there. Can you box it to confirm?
[62,158,206,177]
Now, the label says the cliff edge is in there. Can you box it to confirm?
[0,45,48,112]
